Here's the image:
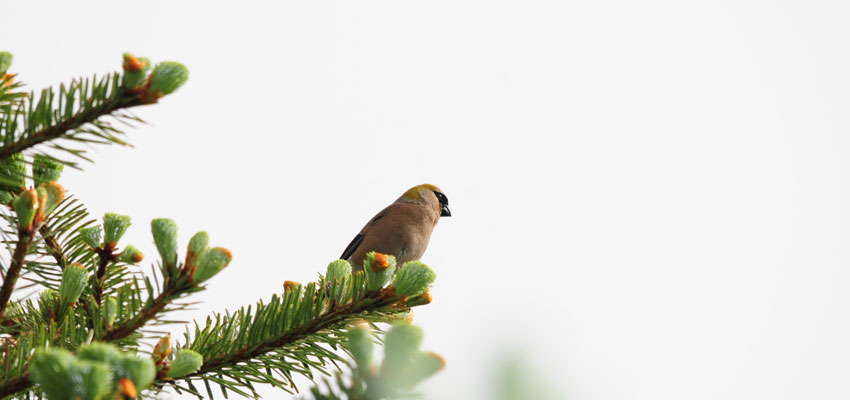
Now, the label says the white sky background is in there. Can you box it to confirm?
[5,0,850,399]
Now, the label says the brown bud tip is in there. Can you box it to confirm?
[153,333,173,362]
[218,248,233,263]
[123,55,145,72]
[2,73,14,88]
[22,188,38,206]
[373,253,389,270]
[426,351,447,370]
[283,280,300,292]
[118,378,137,399]
[423,291,432,304]
[140,90,164,104]
[131,251,144,263]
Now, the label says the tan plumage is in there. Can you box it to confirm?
[341,184,451,270]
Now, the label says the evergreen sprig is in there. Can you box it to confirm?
[29,342,156,400]
[0,72,136,166]
[307,323,445,400]
[0,52,187,169]
[0,51,191,399]
[0,51,444,400]
[165,257,436,399]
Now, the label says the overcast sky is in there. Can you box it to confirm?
[5,1,850,399]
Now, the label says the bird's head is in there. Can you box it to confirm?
[400,183,451,217]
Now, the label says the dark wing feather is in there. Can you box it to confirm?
[341,207,389,261]
[340,234,365,261]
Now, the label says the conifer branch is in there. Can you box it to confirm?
[92,247,114,305]
[161,255,436,398]
[0,52,197,400]
[0,95,139,162]
[0,231,33,321]
[0,265,192,398]
[0,54,189,168]
[0,258,185,398]
[101,286,180,342]
[2,192,69,270]
[0,188,73,295]
[0,374,30,397]
[0,51,445,400]
[186,288,400,381]
[307,323,445,400]
[1,177,72,274]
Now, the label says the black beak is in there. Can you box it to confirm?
[441,205,451,217]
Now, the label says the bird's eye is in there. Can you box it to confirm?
[433,191,448,206]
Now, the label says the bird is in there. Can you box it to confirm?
[340,183,451,270]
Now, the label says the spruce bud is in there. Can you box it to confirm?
[32,154,63,187]
[13,189,39,231]
[191,247,231,284]
[103,213,131,247]
[58,263,88,308]
[117,246,144,264]
[347,326,374,372]
[122,53,151,91]
[326,259,352,283]
[381,323,424,376]
[77,342,117,364]
[29,349,112,400]
[185,231,209,270]
[79,226,103,249]
[113,355,155,392]
[152,333,172,363]
[146,61,188,101]
[151,218,178,268]
[166,349,203,378]
[283,280,301,293]
[40,181,65,217]
[391,261,436,298]
[363,252,396,292]
[401,352,446,389]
